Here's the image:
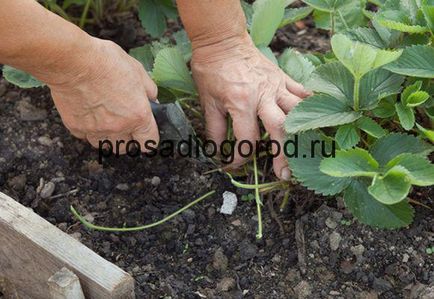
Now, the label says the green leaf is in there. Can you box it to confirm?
[152,47,196,95]
[406,91,430,107]
[402,80,422,104]
[173,30,192,62]
[356,116,387,138]
[395,102,415,130]
[278,49,315,84]
[285,94,362,134]
[2,66,44,88]
[343,27,389,48]
[422,0,434,32]
[129,45,154,71]
[368,166,411,205]
[258,47,278,65]
[305,62,354,105]
[306,62,404,109]
[279,6,313,27]
[250,0,286,47]
[359,68,404,109]
[312,1,368,32]
[375,10,430,33]
[374,0,430,33]
[286,131,351,195]
[320,148,379,177]
[385,45,434,78]
[416,123,434,142]
[331,34,403,78]
[386,153,434,186]
[344,180,414,229]
[335,124,360,149]
[138,0,177,38]
[302,0,346,12]
[241,1,254,28]
[370,133,433,165]
[373,96,396,118]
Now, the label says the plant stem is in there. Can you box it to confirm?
[330,11,335,36]
[225,172,281,190]
[253,156,263,239]
[70,190,216,232]
[79,0,92,28]
[353,76,361,111]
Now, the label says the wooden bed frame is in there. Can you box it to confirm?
[0,191,135,299]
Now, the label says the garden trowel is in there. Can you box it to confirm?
[150,100,211,164]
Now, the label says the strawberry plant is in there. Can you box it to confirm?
[284,0,434,229]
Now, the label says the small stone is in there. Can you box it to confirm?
[231,219,241,226]
[69,232,82,241]
[372,277,393,293]
[37,136,53,146]
[8,174,27,191]
[212,247,228,271]
[83,214,94,223]
[151,176,161,186]
[40,182,55,199]
[220,191,238,215]
[293,280,312,299]
[402,253,410,263]
[350,244,365,257]
[17,99,47,121]
[216,277,236,292]
[87,160,103,175]
[329,232,342,251]
[325,217,338,229]
[272,254,282,263]
[115,183,129,191]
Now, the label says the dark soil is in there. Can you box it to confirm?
[1,13,433,299]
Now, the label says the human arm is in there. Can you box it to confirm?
[177,0,311,180]
[0,0,159,152]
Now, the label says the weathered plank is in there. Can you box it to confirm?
[0,191,135,299]
[48,267,85,299]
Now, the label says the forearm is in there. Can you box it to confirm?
[176,0,250,50]
[0,0,94,85]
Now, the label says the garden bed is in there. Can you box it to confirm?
[1,11,433,299]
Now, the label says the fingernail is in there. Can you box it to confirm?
[281,167,291,181]
[305,89,313,96]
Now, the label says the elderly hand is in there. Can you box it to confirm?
[47,38,159,154]
[191,33,311,180]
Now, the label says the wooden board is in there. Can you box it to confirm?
[0,191,135,299]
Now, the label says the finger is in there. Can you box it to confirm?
[132,114,160,153]
[143,76,158,100]
[69,128,86,139]
[285,76,312,98]
[229,108,260,167]
[258,103,290,181]
[277,91,303,114]
[203,97,227,148]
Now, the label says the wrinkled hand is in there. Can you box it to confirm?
[191,34,311,180]
[47,38,159,154]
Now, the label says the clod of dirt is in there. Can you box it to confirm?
[16,98,47,121]
[216,277,236,292]
[293,280,312,299]
[212,247,228,272]
[7,174,27,191]
[239,239,257,261]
